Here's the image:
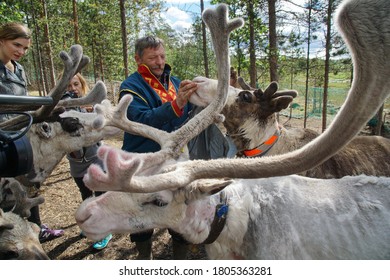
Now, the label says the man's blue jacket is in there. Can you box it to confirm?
[119,64,192,153]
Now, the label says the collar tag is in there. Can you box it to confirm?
[201,191,229,245]
[217,204,229,218]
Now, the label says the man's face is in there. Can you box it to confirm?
[135,45,166,78]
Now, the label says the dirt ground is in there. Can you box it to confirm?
[38,115,385,260]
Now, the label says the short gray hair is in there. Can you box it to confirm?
[135,36,164,57]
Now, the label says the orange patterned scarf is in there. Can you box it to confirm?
[138,64,177,103]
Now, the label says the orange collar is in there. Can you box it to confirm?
[243,129,281,157]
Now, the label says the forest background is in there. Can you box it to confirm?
[1,0,389,132]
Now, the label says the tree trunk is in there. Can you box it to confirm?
[237,39,242,77]
[248,0,257,87]
[200,0,209,78]
[72,0,79,44]
[92,39,97,83]
[322,0,332,132]
[99,52,105,82]
[119,0,129,78]
[40,0,56,90]
[304,0,313,129]
[29,0,45,96]
[268,0,278,82]
[374,105,384,135]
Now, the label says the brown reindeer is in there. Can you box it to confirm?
[191,77,390,178]
[0,178,48,259]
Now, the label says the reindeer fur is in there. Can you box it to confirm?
[76,174,390,259]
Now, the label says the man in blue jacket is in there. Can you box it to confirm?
[119,36,198,259]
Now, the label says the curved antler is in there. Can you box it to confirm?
[57,80,107,108]
[0,179,44,218]
[237,77,254,90]
[172,5,243,152]
[83,0,390,193]
[0,45,90,131]
[77,4,244,176]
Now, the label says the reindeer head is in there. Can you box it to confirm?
[0,45,120,183]
[76,177,232,243]
[192,76,297,152]
[0,178,48,259]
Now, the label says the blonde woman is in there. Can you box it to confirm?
[62,73,112,250]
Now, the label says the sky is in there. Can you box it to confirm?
[164,0,307,32]
[163,0,212,32]
[163,0,324,58]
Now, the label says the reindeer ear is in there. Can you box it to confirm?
[237,77,254,90]
[257,82,298,116]
[270,96,295,112]
[36,122,52,139]
[188,178,233,196]
[270,89,298,112]
[0,209,14,230]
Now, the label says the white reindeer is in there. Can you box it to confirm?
[76,174,390,259]
[0,46,117,259]
[75,0,390,259]
[1,45,118,184]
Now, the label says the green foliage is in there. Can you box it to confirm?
[0,0,25,22]
[211,0,269,77]
[15,0,169,83]
[8,0,382,113]
[167,15,217,80]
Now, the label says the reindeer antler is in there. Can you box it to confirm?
[79,4,245,181]
[173,5,243,150]
[0,179,44,218]
[83,0,390,193]
[0,45,91,131]
[92,0,390,192]
[57,81,107,108]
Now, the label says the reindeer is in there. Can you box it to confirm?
[191,77,390,178]
[0,46,118,259]
[0,45,118,185]
[74,0,390,259]
[0,178,48,259]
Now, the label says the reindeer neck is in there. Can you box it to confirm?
[236,118,281,157]
[173,194,223,244]
[265,126,319,157]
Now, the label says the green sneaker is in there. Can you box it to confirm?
[92,234,112,250]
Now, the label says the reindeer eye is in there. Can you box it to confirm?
[151,199,168,207]
[41,122,50,132]
[238,91,253,103]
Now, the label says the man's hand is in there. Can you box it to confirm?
[176,80,198,109]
